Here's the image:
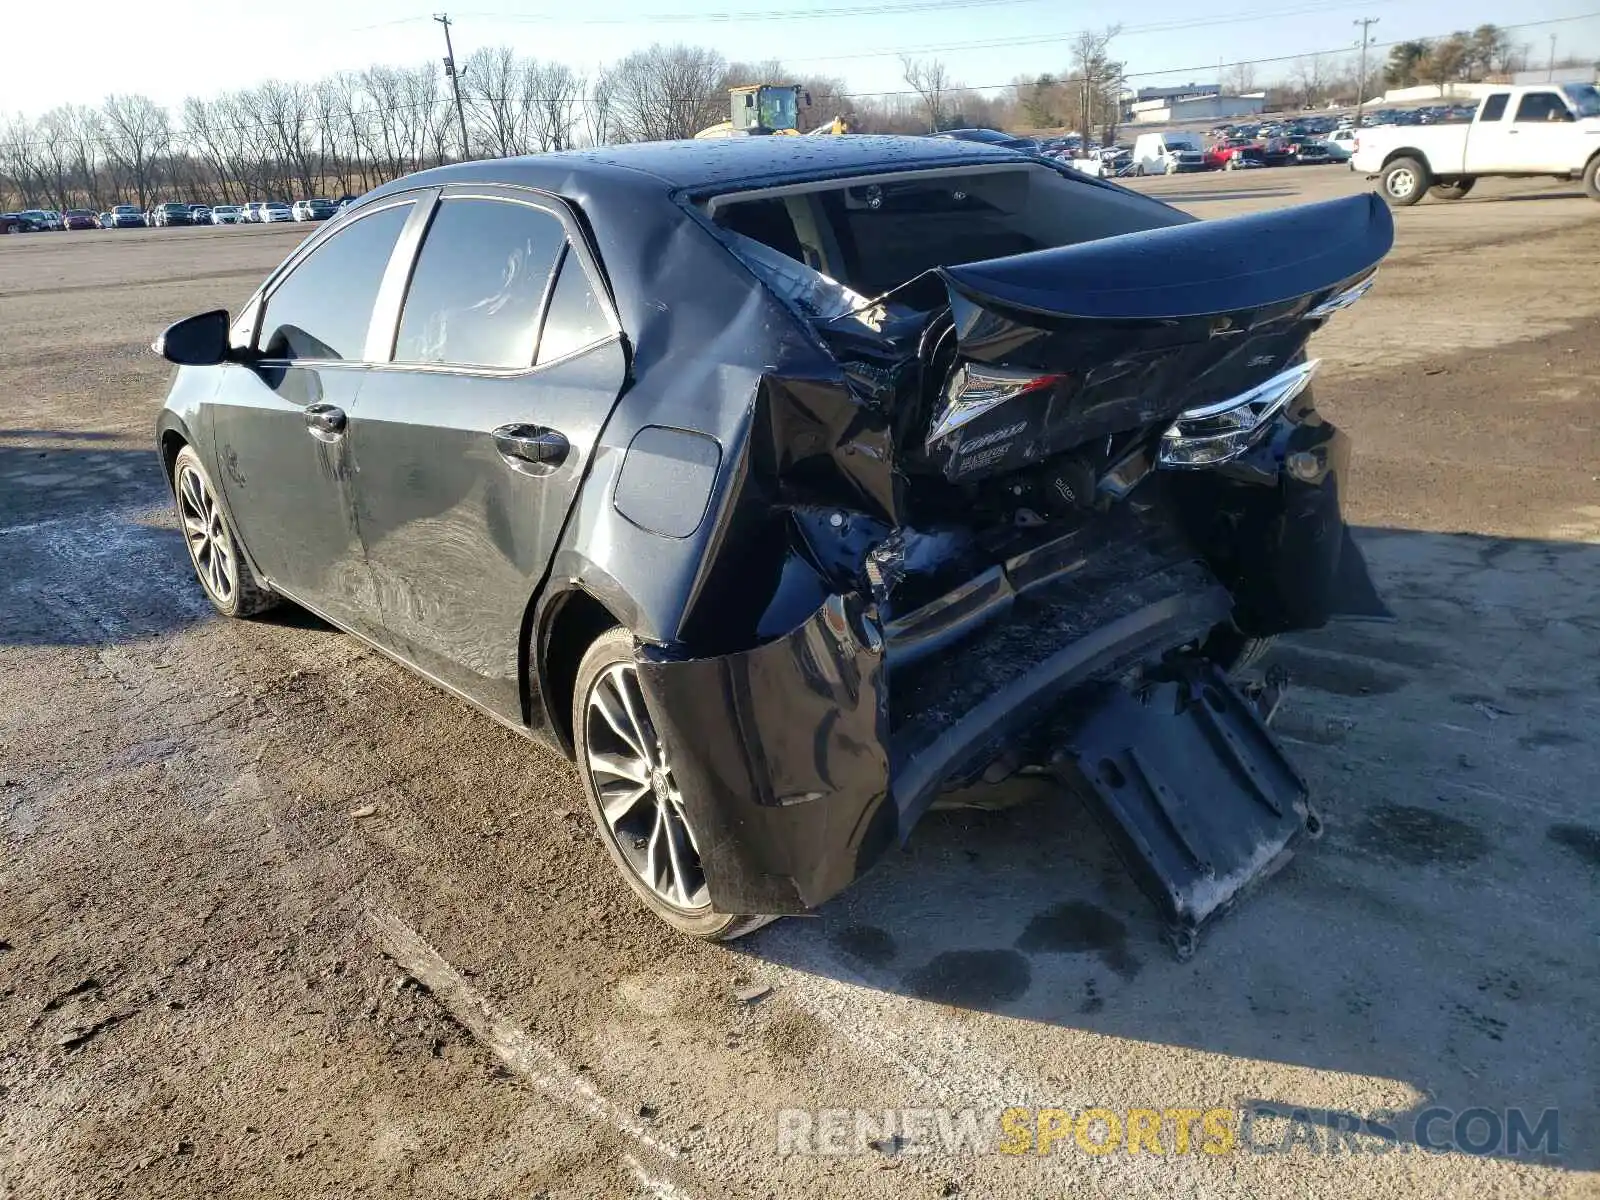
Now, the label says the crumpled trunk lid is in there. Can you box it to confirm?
[914,193,1393,482]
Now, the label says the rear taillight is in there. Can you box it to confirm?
[926,365,1065,449]
[1158,359,1320,468]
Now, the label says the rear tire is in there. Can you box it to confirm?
[171,445,277,618]
[1584,155,1600,201]
[1379,156,1429,206]
[1428,178,1475,200]
[572,627,775,942]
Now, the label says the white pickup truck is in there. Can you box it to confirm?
[1350,83,1600,205]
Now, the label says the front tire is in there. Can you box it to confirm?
[572,627,773,942]
[1584,154,1600,201]
[171,445,277,618]
[1380,156,1429,206]
[1429,178,1475,200]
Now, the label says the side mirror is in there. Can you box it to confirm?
[154,309,231,366]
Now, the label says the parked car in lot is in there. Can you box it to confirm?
[107,204,147,228]
[1324,128,1357,161]
[1205,138,1266,171]
[292,197,337,221]
[1351,83,1600,205]
[191,205,212,224]
[1292,140,1332,165]
[1,212,46,233]
[152,137,1392,947]
[259,201,294,223]
[63,209,100,230]
[1132,131,1208,174]
[240,202,266,223]
[98,211,115,228]
[210,205,244,225]
[17,209,62,230]
[155,202,195,227]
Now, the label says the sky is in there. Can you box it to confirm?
[5,0,1598,117]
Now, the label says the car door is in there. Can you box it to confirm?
[1505,91,1581,172]
[1470,91,1573,172]
[208,195,420,638]
[346,186,628,721]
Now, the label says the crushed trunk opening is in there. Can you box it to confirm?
[635,178,1394,952]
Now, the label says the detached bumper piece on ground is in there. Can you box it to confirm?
[155,137,1393,948]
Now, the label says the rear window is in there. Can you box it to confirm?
[710,164,1184,302]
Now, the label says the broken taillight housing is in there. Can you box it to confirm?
[926,365,1065,450]
[1157,359,1320,468]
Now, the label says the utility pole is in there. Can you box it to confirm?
[1548,34,1558,81]
[1353,17,1379,128]
[435,13,471,161]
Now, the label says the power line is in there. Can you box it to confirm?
[789,0,1394,63]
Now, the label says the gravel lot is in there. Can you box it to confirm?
[2,166,1597,1199]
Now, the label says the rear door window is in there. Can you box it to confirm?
[256,203,413,362]
[535,249,610,365]
[1513,92,1569,122]
[393,198,566,370]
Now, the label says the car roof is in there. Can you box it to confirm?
[371,135,1029,199]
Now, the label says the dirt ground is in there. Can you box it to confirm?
[2,167,1597,1200]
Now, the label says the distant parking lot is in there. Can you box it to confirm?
[1,163,1597,1200]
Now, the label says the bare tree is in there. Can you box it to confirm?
[530,62,583,151]
[1292,55,1327,108]
[586,68,617,147]
[1070,27,1123,141]
[101,93,170,205]
[606,44,727,142]
[901,55,951,132]
[463,46,530,157]
[1223,62,1258,95]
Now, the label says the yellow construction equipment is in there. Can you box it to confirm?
[695,84,814,139]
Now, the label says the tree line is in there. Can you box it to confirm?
[0,23,1573,211]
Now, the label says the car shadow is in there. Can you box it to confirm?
[0,439,218,646]
[0,436,335,646]
[740,525,1600,1170]
[1467,188,1588,203]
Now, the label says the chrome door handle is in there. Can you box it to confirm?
[492,424,569,470]
[305,403,346,441]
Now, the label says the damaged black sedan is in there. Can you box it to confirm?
[154,137,1391,950]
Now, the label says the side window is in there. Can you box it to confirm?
[1479,93,1510,122]
[394,198,565,369]
[257,203,412,362]
[1513,93,1569,123]
[536,250,610,365]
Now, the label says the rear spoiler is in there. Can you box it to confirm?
[935,193,1394,323]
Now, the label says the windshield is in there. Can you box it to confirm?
[1166,135,1202,152]
[114,206,138,213]
[756,87,798,133]
[214,206,238,213]
[266,202,289,211]
[1561,84,1600,117]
